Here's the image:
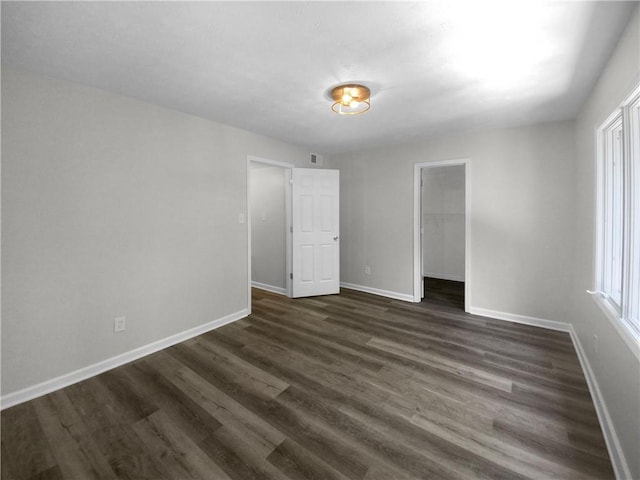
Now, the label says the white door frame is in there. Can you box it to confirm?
[247,155,294,314]
[413,158,471,311]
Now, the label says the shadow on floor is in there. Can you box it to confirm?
[422,277,464,310]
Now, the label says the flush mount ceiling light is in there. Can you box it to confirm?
[331,84,370,115]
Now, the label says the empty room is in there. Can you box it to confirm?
[2,1,639,479]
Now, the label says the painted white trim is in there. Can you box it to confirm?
[590,293,640,361]
[414,158,471,311]
[593,82,640,361]
[285,168,293,298]
[247,158,253,315]
[568,325,632,480]
[247,155,295,170]
[469,307,571,332]
[423,272,465,283]
[1,309,248,410]
[251,281,287,296]
[340,282,414,303]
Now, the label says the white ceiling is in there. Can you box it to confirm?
[2,1,636,154]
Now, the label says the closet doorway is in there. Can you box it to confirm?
[413,159,470,311]
[248,156,293,305]
[247,156,341,313]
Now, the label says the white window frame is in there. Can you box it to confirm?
[593,83,640,359]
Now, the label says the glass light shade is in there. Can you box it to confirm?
[331,84,371,115]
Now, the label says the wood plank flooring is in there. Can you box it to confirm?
[1,288,613,479]
[423,277,465,310]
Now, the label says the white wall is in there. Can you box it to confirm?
[1,67,311,397]
[250,166,287,291]
[328,120,576,322]
[422,165,465,281]
[570,7,640,479]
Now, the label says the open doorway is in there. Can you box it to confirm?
[413,159,470,311]
[247,157,341,313]
[247,156,294,312]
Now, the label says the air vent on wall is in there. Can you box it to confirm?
[310,153,323,166]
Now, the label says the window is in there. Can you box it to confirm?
[594,83,640,347]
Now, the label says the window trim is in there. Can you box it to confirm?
[622,86,640,334]
[590,292,640,360]
[592,83,640,361]
[599,112,623,312]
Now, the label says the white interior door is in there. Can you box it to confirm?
[292,168,340,297]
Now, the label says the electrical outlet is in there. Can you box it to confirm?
[114,316,126,333]
[365,266,371,275]
[593,334,598,353]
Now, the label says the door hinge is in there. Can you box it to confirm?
[290,273,293,280]
[290,226,293,233]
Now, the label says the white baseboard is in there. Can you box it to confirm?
[423,272,465,282]
[469,305,630,479]
[469,307,572,332]
[0,308,249,410]
[340,282,414,303]
[2,296,630,479]
[251,281,286,296]
[568,326,632,480]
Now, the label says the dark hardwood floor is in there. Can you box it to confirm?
[423,277,465,310]
[1,288,613,479]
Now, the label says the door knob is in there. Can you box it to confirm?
[333,236,339,241]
